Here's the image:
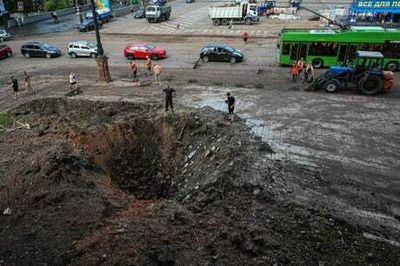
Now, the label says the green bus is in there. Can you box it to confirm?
[277,26,400,71]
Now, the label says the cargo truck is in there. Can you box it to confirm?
[209,0,259,26]
[146,4,171,23]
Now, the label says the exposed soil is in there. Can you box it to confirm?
[0,98,399,265]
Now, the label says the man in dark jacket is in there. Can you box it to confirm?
[225,92,235,122]
[163,85,176,112]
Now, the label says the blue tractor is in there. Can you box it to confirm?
[309,51,394,95]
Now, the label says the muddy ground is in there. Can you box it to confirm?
[0,97,399,265]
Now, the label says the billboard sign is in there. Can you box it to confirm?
[95,0,110,10]
[352,0,400,13]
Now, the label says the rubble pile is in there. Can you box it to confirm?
[0,98,399,265]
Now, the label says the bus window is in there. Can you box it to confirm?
[309,42,338,56]
[282,42,290,55]
[338,44,348,63]
[290,43,299,61]
[383,43,400,59]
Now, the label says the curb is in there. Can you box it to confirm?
[101,31,277,39]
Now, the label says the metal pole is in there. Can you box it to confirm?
[90,0,104,56]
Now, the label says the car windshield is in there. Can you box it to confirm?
[146,7,155,12]
[145,44,156,50]
[87,42,96,48]
[224,46,235,53]
[41,43,53,49]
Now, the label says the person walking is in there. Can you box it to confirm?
[129,61,138,82]
[51,11,59,24]
[153,64,162,84]
[163,85,176,112]
[290,62,299,82]
[242,31,249,43]
[304,63,314,83]
[225,92,235,122]
[10,76,19,98]
[69,72,78,90]
[144,56,153,76]
[23,71,34,93]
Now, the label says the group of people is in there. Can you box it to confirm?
[128,56,162,84]
[8,71,35,98]
[290,57,314,83]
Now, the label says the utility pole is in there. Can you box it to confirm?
[90,0,111,82]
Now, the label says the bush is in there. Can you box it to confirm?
[43,0,72,12]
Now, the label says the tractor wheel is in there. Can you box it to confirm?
[312,58,323,69]
[386,61,399,72]
[358,75,383,95]
[323,79,340,93]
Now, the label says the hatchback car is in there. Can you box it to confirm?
[21,41,61,58]
[0,30,12,42]
[78,20,103,32]
[124,43,166,60]
[0,44,12,59]
[67,41,98,58]
[200,44,244,63]
[133,9,146,19]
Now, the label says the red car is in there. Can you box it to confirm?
[0,44,12,59]
[124,42,166,60]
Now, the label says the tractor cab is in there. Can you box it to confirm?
[351,51,384,72]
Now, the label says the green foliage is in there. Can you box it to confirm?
[0,113,13,130]
[43,0,73,12]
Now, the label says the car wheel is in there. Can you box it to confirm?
[90,53,97,58]
[202,56,209,63]
[312,58,323,69]
[127,53,134,60]
[230,57,237,64]
[386,61,399,72]
[25,53,30,58]
[46,53,52,59]
[71,52,77,58]
[151,54,159,60]
[7,52,12,57]
[0,37,4,42]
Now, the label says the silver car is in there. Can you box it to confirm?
[0,30,12,42]
[67,41,98,58]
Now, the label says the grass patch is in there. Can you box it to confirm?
[0,113,13,130]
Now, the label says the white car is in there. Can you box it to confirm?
[0,30,12,42]
[67,40,98,58]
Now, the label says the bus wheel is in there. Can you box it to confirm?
[358,76,382,95]
[213,19,220,26]
[323,79,340,93]
[386,61,399,72]
[312,58,323,69]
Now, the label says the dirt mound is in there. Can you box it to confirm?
[0,98,399,265]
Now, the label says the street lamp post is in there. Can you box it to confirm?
[90,0,111,82]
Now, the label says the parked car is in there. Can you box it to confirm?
[67,41,98,58]
[186,0,195,3]
[0,44,12,59]
[124,42,166,60]
[78,20,103,32]
[21,41,61,58]
[133,9,146,19]
[200,44,244,63]
[0,30,12,42]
